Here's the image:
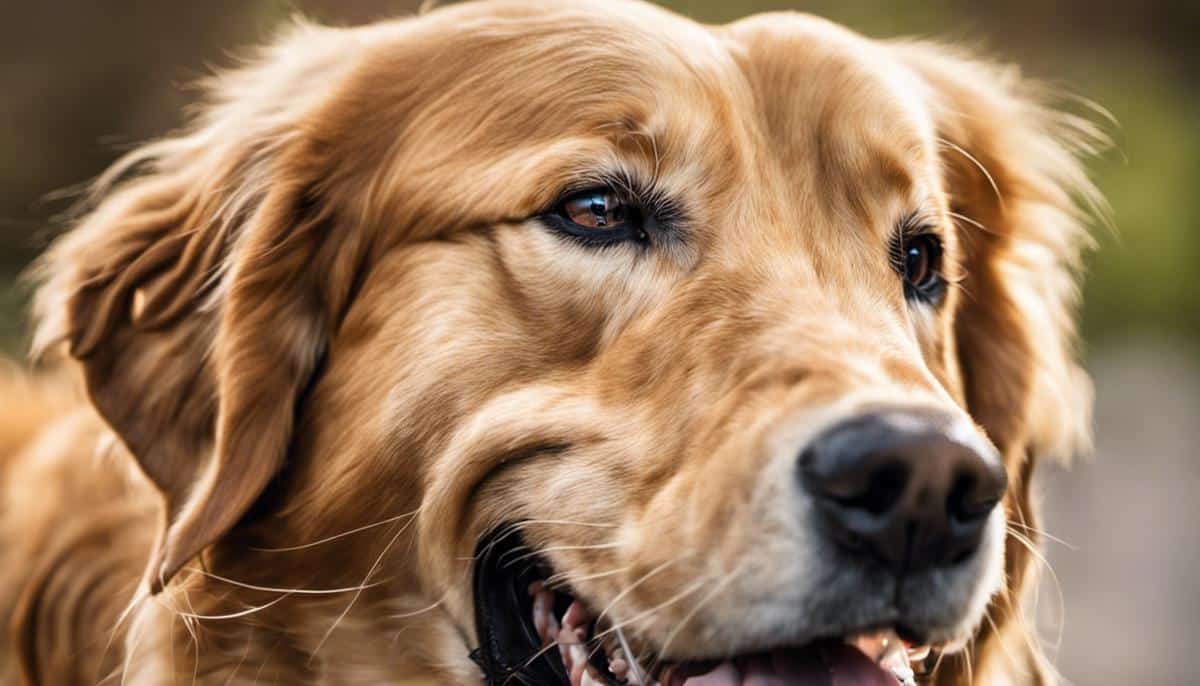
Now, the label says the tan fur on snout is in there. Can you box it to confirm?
[2,1,1105,684]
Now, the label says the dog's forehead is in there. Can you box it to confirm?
[719,15,940,205]
[358,3,940,238]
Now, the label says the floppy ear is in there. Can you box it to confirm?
[31,22,368,591]
[895,43,1107,683]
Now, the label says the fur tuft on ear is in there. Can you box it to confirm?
[894,42,1109,684]
[30,20,364,592]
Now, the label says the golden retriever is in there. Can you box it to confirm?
[0,1,1105,684]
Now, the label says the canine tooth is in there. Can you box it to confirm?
[906,645,931,662]
[846,631,893,662]
[880,638,917,686]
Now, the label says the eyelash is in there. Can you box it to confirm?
[539,174,680,248]
[889,217,947,305]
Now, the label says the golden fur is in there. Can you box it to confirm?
[1,1,1105,684]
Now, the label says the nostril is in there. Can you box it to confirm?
[800,409,1007,572]
[947,461,1007,524]
[833,460,910,516]
[946,471,981,522]
[941,459,1006,565]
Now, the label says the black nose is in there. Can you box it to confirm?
[799,409,1008,573]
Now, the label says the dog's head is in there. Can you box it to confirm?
[33,1,1102,683]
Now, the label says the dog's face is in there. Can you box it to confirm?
[35,1,1100,683]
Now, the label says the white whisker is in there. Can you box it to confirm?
[594,557,680,627]
[591,576,706,645]
[656,560,746,660]
[544,564,631,587]
[389,597,445,619]
[159,593,290,621]
[311,508,420,658]
[184,567,390,595]
[615,625,648,685]
[939,138,1004,208]
[249,509,419,552]
[501,542,621,569]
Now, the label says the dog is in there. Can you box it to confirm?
[0,1,1105,683]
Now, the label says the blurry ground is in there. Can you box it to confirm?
[1040,339,1200,686]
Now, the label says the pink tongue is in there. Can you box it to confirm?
[681,643,896,686]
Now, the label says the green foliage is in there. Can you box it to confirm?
[1073,57,1200,349]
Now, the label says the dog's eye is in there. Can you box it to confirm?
[903,236,939,287]
[544,187,647,246]
[896,233,945,303]
[562,190,628,230]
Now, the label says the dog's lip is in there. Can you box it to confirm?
[471,526,936,686]
[533,584,931,686]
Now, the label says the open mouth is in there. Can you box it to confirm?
[472,527,936,686]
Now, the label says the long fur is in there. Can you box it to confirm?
[2,2,1104,684]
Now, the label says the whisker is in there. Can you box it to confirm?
[939,138,1004,208]
[158,593,291,620]
[222,627,255,686]
[501,542,622,569]
[510,518,619,529]
[99,586,149,684]
[656,560,746,660]
[963,634,975,686]
[389,597,446,619]
[982,609,1020,675]
[184,567,390,595]
[615,625,649,685]
[594,558,680,627]
[249,509,419,552]
[544,564,631,588]
[947,210,995,235]
[505,636,565,686]
[591,576,706,645]
[1007,521,1078,551]
[467,524,526,564]
[312,508,421,657]
[1007,527,1067,656]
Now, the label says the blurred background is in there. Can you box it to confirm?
[1,1,1195,683]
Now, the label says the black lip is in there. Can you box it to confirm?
[471,525,623,686]
[470,526,941,685]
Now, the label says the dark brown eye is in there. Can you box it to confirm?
[561,190,628,230]
[546,186,647,246]
[901,234,944,298]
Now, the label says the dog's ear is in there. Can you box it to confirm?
[31,22,370,591]
[895,43,1108,681]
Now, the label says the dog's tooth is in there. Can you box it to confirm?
[563,600,593,629]
[546,603,561,641]
[532,589,551,643]
[559,643,573,677]
[568,642,590,686]
[846,631,892,663]
[880,638,917,686]
[906,645,931,662]
[609,657,629,680]
[558,625,582,646]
